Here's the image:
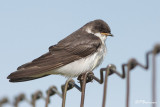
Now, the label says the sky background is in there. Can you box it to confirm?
[0,0,160,107]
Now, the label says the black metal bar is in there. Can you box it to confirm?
[45,86,62,107]
[62,79,75,107]
[31,91,45,107]
[0,97,9,107]
[151,44,160,107]
[14,93,26,107]
[102,66,110,107]
[80,71,90,107]
[152,53,156,107]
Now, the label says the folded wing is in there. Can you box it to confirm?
[7,31,101,82]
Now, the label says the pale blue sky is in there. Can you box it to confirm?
[0,0,160,107]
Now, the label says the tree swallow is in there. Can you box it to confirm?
[7,19,113,82]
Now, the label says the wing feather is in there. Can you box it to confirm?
[7,31,102,82]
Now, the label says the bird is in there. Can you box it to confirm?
[7,19,113,82]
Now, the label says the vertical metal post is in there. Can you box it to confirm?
[80,72,90,107]
[152,54,156,107]
[62,79,72,107]
[45,91,50,107]
[102,69,109,107]
[126,67,130,107]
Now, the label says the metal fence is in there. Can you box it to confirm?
[0,44,160,107]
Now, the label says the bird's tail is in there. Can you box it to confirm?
[7,68,50,82]
[7,73,48,82]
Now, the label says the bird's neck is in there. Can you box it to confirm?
[94,33,107,44]
[86,28,107,44]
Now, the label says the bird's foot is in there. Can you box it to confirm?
[77,72,94,83]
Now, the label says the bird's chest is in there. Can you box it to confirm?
[92,43,107,69]
[53,43,106,77]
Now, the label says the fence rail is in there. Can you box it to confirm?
[0,44,160,107]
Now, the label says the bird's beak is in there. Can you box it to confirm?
[101,33,113,37]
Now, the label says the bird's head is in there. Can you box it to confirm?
[83,19,113,39]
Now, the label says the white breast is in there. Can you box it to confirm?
[51,33,107,78]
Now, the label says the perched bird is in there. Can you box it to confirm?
[7,19,113,82]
